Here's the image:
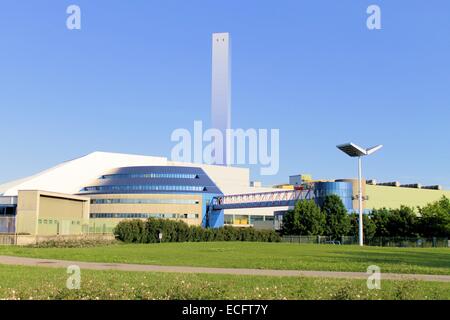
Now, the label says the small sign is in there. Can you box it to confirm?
[158,232,163,241]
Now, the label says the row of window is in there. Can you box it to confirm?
[83,185,206,192]
[90,213,199,219]
[38,219,81,225]
[224,215,274,225]
[91,198,200,205]
[100,173,199,180]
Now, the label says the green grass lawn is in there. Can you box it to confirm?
[1,242,449,275]
[0,264,449,300]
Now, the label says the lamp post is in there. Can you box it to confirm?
[336,143,382,246]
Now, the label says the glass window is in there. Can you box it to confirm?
[224,215,233,225]
[85,185,207,193]
[249,215,264,224]
[234,215,249,225]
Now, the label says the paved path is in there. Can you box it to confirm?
[1,255,449,282]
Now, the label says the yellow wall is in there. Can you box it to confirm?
[273,184,294,190]
[16,191,39,235]
[89,193,204,229]
[365,185,450,211]
[39,195,86,219]
[16,191,89,236]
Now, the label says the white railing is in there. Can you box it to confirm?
[216,189,311,206]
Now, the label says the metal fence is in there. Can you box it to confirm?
[282,235,356,245]
[0,234,16,245]
[83,221,116,235]
[282,235,449,248]
[365,237,449,248]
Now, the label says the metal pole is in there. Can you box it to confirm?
[358,157,364,246]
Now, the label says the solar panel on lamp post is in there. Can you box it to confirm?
[336,143,383,246]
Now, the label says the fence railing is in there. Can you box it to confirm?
[365,237,449,248]
[282,235,355,244]
[282,235,449,248]
[0,234,16,245]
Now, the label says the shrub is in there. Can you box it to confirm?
[29,238,118,248]
[189,226,204,242]
[282,200,325,235]
[113,218,281,243]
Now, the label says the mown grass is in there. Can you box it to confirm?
[1,242,449,275]
[0,264,448,300]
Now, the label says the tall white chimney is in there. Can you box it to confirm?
[211,32,231,165]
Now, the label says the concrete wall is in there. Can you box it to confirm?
[16,190,39,235]
[365,185,450,211]
[89,193,204,230]
[16,190,89,236]
[13,234,115,246]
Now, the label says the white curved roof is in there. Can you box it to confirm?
[0,151,252,197]
[0,152,167,196]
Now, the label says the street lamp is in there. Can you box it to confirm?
[336,142,382,246]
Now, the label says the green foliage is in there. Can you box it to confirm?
[27,239,118,248]
[369,208,391,237]
[115,197,450,242]
[349,213,376,240]
[370,197,450,238]
[370,206,418,237]
[114,219,147,243]
[1,264,449,300]
[282,200,325,235]
[418,196,450,237]
[321,195,351,239]
[114,218,281,243]
[388,206,418,237]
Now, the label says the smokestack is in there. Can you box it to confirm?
[211,32,231,165]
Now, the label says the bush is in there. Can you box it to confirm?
[28,238,118,248]
[282,200,325,235]
[114,218,281,243]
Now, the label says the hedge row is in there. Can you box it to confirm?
[114,218,281,243]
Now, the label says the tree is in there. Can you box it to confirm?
[349,213,376,240]
[282,200,325,235]
[370,208,391,237]
[370,206,418,237]
[387,206,418,237]
[418,196,450,237]
[320,195,351,239]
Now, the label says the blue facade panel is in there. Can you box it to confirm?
[79,166,222,195]
[78,166,224,228]
[313,181,353,212]
[202,193,224,228]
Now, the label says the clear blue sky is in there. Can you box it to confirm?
[0,0,449,188]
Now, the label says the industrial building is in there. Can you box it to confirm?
[1,152,448,239]
[286,174,450,213]
[1,29,448,237]
[0,151,283,236]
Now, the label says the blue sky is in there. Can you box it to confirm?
[0,0,449,188]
